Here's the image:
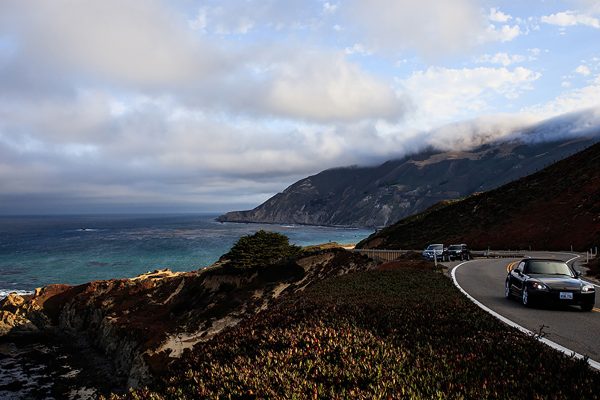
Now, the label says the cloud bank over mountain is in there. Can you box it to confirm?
[0,1,599,213]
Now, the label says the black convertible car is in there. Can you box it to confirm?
[505,258,596,311]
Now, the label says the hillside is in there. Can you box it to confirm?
[218,133,598,228]
[0,242,375,398]
[3,238,600,398]
[118,263,600,399]
[357,141,600,251]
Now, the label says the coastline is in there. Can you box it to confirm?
[215,216,377,230]
[0,214,373,296]
[0,246,377,397]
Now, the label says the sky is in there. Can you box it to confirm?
[1,0,600,214]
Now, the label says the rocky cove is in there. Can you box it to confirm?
[0,247,376,399]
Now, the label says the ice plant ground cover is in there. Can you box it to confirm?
[111,262,600,399]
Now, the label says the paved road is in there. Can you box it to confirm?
[452,252,600,364]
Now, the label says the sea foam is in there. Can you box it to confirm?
[0,289,34,300]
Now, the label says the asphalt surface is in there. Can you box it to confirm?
[451,252,600,364]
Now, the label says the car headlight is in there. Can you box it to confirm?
[582,284,595,293]
[530,281,549,291]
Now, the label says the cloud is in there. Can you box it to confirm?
[345,43,373,56]
[475,48,540,67]
[262,52,408,122]
[1,0,226,88]
[482,23,521,42]
[541,10,600,29]
[488,8,512,23]
[0,88,409,213]
[425,115,535,151]
[476,52,526,66]
[576,0,600,15]
[187,0,317,35]
[397,66,541,129]
[323,2,339,15]
[343,0,488,57]
[1,0,600,215]
[523,74,600,119]
[575,65,591,76]
[1,1,407,124]
[175,47,409,122]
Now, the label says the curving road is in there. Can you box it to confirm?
[451,252,600,367]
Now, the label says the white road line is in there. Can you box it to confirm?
[451,261,600,371]
[562,253,580,264]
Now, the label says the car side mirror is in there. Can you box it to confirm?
[574,270,581,277]
[515,269,522,276]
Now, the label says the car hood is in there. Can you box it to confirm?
[533,276,582,290]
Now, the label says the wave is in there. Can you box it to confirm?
[0,289,34,300]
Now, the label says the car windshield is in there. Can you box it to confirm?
[526,261,573,276]
[426,244,443,250]
[448,245,462,250]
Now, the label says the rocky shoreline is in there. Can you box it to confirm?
[0,248,375,398]
[0,332,123,399]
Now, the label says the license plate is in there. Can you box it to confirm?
[559,292,573,300]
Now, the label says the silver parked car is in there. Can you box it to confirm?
[422,243,444,261]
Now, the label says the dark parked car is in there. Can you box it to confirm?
[505,258,595,311]
[444,244,471,261]
[422,243,444,261]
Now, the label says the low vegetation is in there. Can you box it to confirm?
[587,257,600,278]
[113,265,600,399]
[301,242,350,252]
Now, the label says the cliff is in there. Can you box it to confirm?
[0,248,376,395]
[218,136,598,228]
[357,140,600,251]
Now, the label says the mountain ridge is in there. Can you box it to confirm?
[356,140,600,251]
[218,135,598,227]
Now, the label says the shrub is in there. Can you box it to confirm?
[222,230,301,269]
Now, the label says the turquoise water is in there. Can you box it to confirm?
[0,214,373,296]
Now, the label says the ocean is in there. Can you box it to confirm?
[0,214,373,297]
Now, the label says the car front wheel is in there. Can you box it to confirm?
[522,286,530,307]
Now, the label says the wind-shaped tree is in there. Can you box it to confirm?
[222,230,301,269]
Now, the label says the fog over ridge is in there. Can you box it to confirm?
[1,1,600,214]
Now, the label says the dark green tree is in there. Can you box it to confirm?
[223,230,301,269]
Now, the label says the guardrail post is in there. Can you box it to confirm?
[586,251,589,264]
